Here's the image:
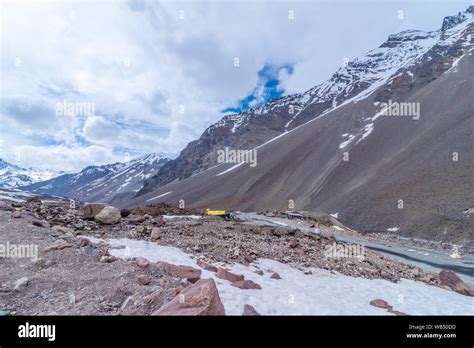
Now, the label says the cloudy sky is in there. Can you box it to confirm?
[0,0,471,171]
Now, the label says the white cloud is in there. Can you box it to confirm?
[1,0,471,171]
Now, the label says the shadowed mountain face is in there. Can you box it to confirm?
[128,9,474,243]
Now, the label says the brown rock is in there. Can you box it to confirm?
[75,237,91,248]
[289,239,299,248]
[157,262,202,283]
[94,206,121,225]
[11,211,21,218]
[44,242,73,252]
[270,272,282,280]
[216,268,244,283]
[243,252,254,263]
[81,203,106,219]
[120,208,131,218]
[31,219,50,228]
[232,280,262,290]
[150,227,161,241]
[254,270,264,276]
[438,270,474,296]
[197,260,218,273]
[153,278,225,316]
[51,225,72,234]
[134,257,150,269]
[388,309,409,316]
[243,304,260,316]
[138,275,151,285]
[369,299,393,310]
[155,216,166,227]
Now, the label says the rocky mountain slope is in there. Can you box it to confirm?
[128,7,474,243]
[0,159,60,189]
[137,11,459,196]
[22,153,171,204]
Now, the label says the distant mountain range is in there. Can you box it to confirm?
[0,158,62,189]
[19,153,172,204]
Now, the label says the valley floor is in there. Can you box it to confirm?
[0,198,473,315]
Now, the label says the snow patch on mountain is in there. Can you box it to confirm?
[0,159,61,189]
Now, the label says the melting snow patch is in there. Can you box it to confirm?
[330,212,339,219]
[216,162,245,176]
[387,227,400,232]
[339,135,355,149]
[162,215,202,221]
[146,191,172,202]
[85,237,474,315]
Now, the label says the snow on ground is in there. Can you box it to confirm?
[0,194,24,202]
[216,162,244,176]
[86,237,474,315]
[162,215,202,221]
[339,134,355,149]
[0,189,36,202]
[387,227,400,232]
[146,191,172,202]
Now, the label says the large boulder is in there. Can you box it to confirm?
[369,299,393,310]
[438,270,474,296]
[216,268,244,283]
[81,203,106,219]
[94,206,122,225]
[196,260,218,273]
[150,227,161,241]
[156,262,201,283]
[153,278,225,316]
[232,280,262,290]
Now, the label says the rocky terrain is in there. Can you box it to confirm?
[1,197,473,316]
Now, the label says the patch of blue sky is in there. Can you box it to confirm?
[223,63,294,114]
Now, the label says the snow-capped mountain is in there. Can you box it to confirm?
[138,6,474,197]
[0,158,61,189]
[132,7,474,242]
[73,153,172,204]
[22,153,173,204]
